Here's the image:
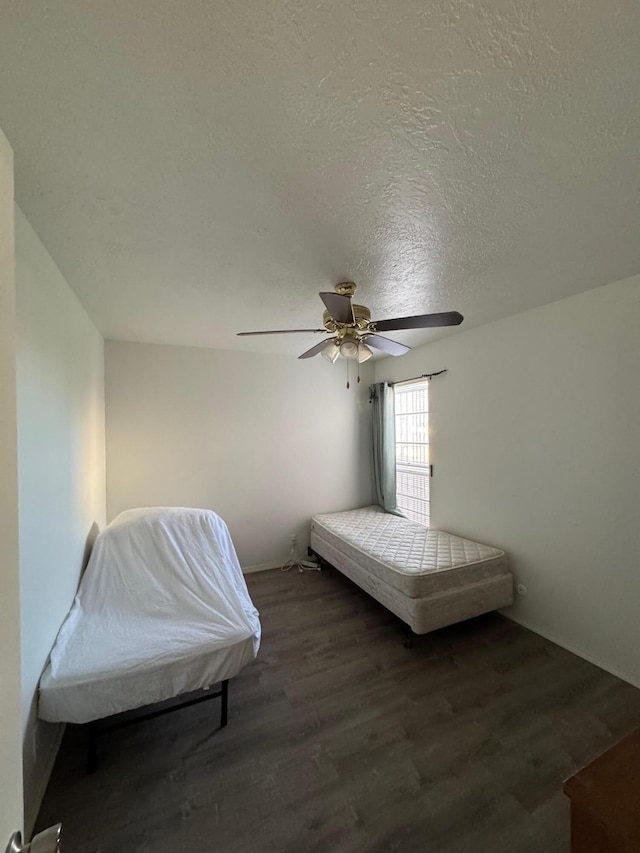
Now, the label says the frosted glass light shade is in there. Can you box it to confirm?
[339,337,359,359]
[321,340,340,362]
[357,342,373,363]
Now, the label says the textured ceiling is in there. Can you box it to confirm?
[1,1,639,356]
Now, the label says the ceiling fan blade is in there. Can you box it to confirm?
[237,328,326,336]
[319,292,354,325]
[365,334,411,357]
[298,338,333,359]
[372,311,463,332]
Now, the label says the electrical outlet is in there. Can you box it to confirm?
[289,534,297,556]
[516,584,528,596]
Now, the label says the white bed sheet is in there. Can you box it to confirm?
[38,507,261,724]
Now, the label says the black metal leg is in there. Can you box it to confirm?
[402,625,414,649]
[87,722,98,774]
[85,681,230,772]
[220,679,229,728]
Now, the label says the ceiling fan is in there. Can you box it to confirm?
[237,282,463,363]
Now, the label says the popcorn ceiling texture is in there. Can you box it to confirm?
[0,1,639,354]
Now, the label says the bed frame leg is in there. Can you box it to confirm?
[220,679,229,728]
[402,625,414,649]
[307,547,324,570]
[83,680,231,773]
[87,722,98,774]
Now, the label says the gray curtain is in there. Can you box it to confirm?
[370,382,398,514]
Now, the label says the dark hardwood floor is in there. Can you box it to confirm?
[36,566,640,852]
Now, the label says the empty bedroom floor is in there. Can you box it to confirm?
[36,567,640,852]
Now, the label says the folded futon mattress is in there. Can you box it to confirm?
[39,506,261,724]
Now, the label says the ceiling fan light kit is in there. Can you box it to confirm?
[357,342,373,363]
[238,283,463,376]
[338,330,360,359]
[320,339,340,363]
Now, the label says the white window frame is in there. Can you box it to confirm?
[394,378,430,526]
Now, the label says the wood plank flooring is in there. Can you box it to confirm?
[36,566,640,852]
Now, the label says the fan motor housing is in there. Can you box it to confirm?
[323,304,371,333]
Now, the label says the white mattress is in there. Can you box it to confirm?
[39,507,261,724]
[311,506,508,599]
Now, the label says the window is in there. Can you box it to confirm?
[394,379,430,526]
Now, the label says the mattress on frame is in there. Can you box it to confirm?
[39,632,258,726]
[312,528,513,635]
[38,506,261,725]
[310,505,510,600]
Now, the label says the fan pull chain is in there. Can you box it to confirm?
[346,358,350,389]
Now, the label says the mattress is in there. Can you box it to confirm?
[39,507,261,724]
[311,506,508,599]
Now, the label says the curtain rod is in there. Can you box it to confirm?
[391,369,447,385]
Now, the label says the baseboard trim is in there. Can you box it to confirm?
[242,562,282,575]
[24,721,65,838]
[502,611,640,691]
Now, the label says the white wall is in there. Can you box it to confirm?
[0,126,24,843]
[375,275,640,687]
[15,207,106,831]
[106,341,373,568]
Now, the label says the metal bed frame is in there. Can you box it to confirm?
[86,679,229,772]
